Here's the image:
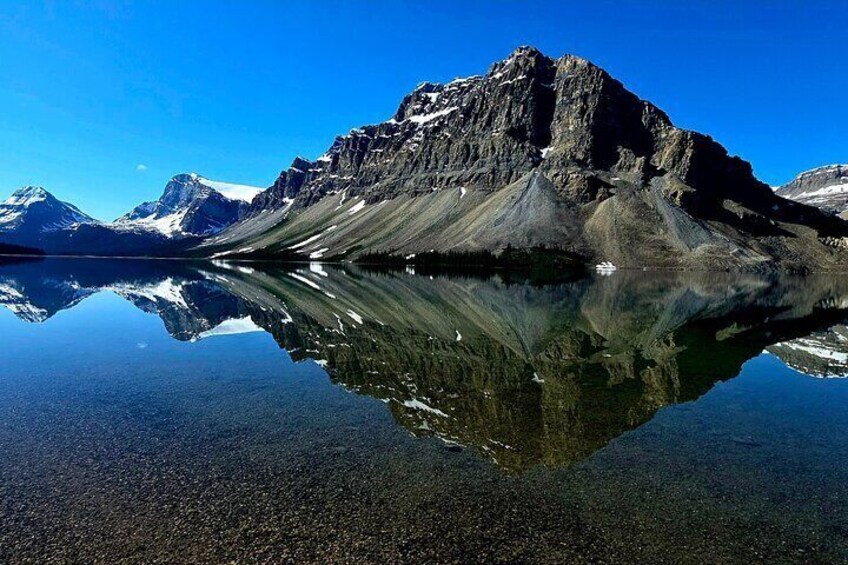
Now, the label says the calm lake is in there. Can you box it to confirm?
[2,258,848,563]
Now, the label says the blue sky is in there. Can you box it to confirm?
[1,1,846,220]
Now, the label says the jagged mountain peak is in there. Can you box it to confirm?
[160,172,264,204]
[204,46,848,272]
[507,44,545,57]
[113,173,260,238]
[288,157,316,173]
[248,46,702,216]
[5,185,52,206]
[490,45,553,72]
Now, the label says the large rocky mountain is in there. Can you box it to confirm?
[3,47,847,271]
[202,47,848,272]
[776,164,848,218]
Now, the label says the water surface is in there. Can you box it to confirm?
[2,258,848,563]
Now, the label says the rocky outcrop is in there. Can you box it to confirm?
[776,164,848,217]
[204,47,848,272]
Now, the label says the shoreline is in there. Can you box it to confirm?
[2,252,846,275]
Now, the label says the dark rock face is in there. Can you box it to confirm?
[250,157,313,211]
[776,165,848,216]
[250,47,777,212]
[250,47,561,211]
[207,46,848,272]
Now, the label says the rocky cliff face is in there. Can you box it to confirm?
[259,48,558,206]
[251,47,745,209]
[776,164,848,217]
[203,47,848,272]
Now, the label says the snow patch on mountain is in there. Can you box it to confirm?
[407,106,459,125]
[0,207,22,228]
[193,177,264,203]
[3,186,49,207]
[801,179,848,197]
[115,209,189,237]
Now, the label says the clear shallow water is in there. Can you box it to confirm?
[2,259,848,563]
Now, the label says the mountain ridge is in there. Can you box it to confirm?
[3,47,848,271]
[199,47,848,272]
[0,174,263,255]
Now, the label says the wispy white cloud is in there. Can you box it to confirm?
[136,164,148,172]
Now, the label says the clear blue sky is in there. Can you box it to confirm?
[1,1,846,220]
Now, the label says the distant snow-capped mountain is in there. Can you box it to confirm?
[776,164,848,217]
[0,186,96,236]
[113,173,262,238]
[0,174,267,255]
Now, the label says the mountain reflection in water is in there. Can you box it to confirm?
[2,258,848,473]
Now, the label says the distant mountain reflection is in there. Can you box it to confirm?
[3,258,848,472]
